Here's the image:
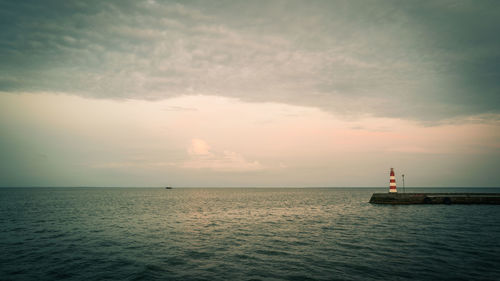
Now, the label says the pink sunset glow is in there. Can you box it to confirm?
[1,93,498,187]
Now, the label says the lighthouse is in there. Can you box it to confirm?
[389,168,397,193]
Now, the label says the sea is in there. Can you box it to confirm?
[1,187,499,281]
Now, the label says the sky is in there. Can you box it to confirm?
[1,0,499,187]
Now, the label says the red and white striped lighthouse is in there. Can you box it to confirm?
[389,168,397,193]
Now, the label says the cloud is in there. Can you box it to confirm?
[87,139,263,173]
[188,138,212,156]
[1,0,500,122]
[183,139,263,172]
[91,161,176,169]
[163,106,197,112]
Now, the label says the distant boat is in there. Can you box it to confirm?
[165,186,173,189]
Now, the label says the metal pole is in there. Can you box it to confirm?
[402,174,405,193]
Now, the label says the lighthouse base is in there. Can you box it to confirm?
[369,193,500,204]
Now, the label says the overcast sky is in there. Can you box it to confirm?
[1,0,499,187]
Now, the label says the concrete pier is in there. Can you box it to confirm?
[369,193,500,204]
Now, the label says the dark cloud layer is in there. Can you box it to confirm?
[1,0,499,121]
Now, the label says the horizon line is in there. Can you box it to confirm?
[1,186,499,189]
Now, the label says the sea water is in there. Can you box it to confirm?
[1,187,499,281]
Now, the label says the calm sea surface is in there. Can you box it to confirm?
[1,187,500,281]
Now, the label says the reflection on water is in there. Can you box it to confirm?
[1,187,500,280]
